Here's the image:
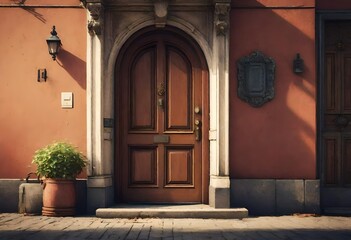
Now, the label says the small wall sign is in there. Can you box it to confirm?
[61,92,73,109]
[237,51,276,107]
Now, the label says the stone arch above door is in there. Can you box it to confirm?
[106,17,213,76]
[84,0,231,212]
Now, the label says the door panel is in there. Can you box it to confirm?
[129,146,157,186]
[324,133,340,186]
[165,146,194,186]
[325,53,338,112]
[130,48,157,131]
[166,48,192,130]
[343,55,351,111]
[116,29,208,203]
[342,135,351,185]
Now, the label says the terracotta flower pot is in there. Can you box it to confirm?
[42,178,76,217]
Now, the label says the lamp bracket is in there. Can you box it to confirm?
[37,69,47,82]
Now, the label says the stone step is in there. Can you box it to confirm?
[96,204,248,219]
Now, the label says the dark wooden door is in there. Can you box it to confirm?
[116,29,208,203]
[322,21,351,209]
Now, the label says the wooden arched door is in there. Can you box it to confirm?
[115,28,209,203]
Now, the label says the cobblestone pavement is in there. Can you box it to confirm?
[0,213,351,240]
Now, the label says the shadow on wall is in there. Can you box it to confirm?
[11,0,46,23]
[229,1,316,179]
[57,48,86,89]
[11,0,85,90]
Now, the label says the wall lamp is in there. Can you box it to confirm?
[46,26,61,61]
[293,53,304,74]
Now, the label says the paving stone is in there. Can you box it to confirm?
[1,214,351,240]
[137,224,151,240]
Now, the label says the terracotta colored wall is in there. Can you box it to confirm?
[229,2,316,179]
[0,1,87,178]
[232,0,314,8]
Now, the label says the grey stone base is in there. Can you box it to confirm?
[0,179,87,214]
[231,179,320,216]
[0,179,24,213]
[19,183,43,215]
[209,186,230,208]
[87,186,114,214]
[209,176,231,208]
[86,176,114,214]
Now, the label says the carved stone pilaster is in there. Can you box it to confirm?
[214,3,230,36]
[210,1,231,208]
[154,0,168,28]
[87,2,103,35]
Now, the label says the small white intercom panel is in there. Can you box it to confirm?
[61,92,73,109]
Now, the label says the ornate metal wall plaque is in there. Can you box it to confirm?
[237,51,276,107]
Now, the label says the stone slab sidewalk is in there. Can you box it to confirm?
[0,213,351,240]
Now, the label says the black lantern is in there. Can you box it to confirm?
[293,53,304,74]
[46,26,61,61]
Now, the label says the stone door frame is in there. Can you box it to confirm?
[83,0,231,212]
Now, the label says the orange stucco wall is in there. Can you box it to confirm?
[229,2,316,179]
[232,0,314,8]
[0,1,87,178]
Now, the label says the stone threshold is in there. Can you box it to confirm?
[96,204,248,219]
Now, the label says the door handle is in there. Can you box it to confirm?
[158,98,164,109]
[157,82,165,110]
[194,119,201,141]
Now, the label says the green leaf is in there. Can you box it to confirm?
[32,142,87,179]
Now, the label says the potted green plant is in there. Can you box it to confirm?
[32,142,86,216]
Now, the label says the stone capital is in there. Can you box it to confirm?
[86,2,104,35]
[214,3,230,36]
